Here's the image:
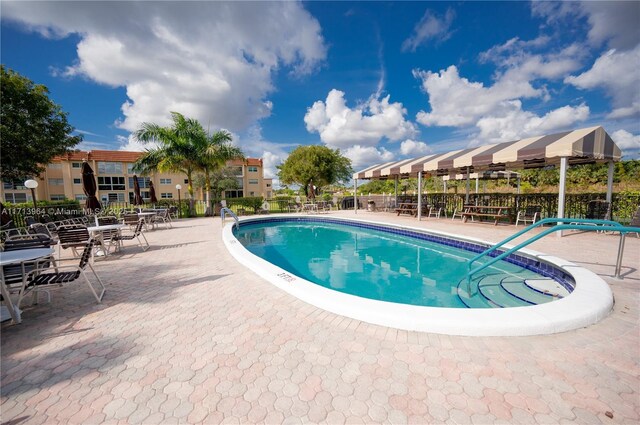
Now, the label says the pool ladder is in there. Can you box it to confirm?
[466,217,640,294]
[220,207,239,229]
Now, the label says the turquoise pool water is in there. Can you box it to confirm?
[235,220,564,309]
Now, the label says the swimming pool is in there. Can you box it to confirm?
[223,216,613,335]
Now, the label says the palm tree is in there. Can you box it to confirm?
[133,112,207,216]
[195,130,245,210]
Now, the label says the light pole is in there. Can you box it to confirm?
[24,179,39,212]
[175,184,182,219]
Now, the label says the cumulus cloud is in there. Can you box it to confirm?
[475,101,589,144]
[611,129,640,153]
[342,145,394,170]
[414,65,540,127]
[304,89,418,148]
[531,1,640,50]
[400,140,431,156]
[2,1,326,135]
[402,8,455,52]
[565,46,640,120]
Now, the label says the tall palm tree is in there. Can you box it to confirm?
[195,130,245,208]
[133,112,206,216]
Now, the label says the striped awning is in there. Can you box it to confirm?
[442,170,520,181]
[354,126,621,180]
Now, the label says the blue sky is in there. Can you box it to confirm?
[2,1,639,182]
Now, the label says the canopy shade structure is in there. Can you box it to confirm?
[351,126,621,234]
[353,126,621,180]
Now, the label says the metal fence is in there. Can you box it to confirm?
[4,192,639,227]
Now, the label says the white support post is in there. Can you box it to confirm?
[465,167,470,204]
[475,176,479,194]
[557,157,568,237]
[443,178,447,194]
[354,179,358,214]
[417,172,422,221]
[394,176,398,206]
[606,161,614,204]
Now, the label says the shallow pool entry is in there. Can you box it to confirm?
[235,220,568,309]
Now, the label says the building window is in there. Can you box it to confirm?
[4,193,27,203]
[249,191,255,196]
[107,193,125,202]
[48,178,64,186]
[50,195,66,201]
[248,179,258,185]
[225,190,244,198]
[3,181,26,190]
[248,166,258,172]
[267,191,272,198]
[72,162,82,168]
[266,183,271,188]
[48,163,62,170]
[184,179,189,184]
[97,176,126,191]
[161,193,173,199]
[73,178,82,184]
[75,194,87,201]
[98,162,122,174]
[128,176,150,189]
[126,163,136,174]
[229,166,243,176]
[159,178,172,185]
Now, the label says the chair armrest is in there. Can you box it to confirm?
[25,264,81,279]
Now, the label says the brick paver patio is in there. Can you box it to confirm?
[1,212,638,424]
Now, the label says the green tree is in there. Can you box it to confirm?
[195,130,244,208]
[1,65,82,181]
[133,112,206,216]
[277,145,352,195]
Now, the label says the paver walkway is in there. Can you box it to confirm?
[1,213,638,424]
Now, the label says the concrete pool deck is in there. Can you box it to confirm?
[1,211,638,424]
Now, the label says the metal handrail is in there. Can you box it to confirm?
[468,218,624,270]
[467,218,640,287]
[220,207,239,229]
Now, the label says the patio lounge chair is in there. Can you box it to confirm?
[428,203,446,219]
[112,219,149,251]
[516,205,542,226]
[19,238,105,307]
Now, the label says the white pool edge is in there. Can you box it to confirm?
[222,215,614,336]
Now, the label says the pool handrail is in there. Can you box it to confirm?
[467,218,640,285]
[220,207,239,229]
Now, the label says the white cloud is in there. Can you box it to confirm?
[532,1,640,50]
[117,134,155,152]
[400,140,431,156]
[2,1,326,133]
[304,89,418,148]
[414,65,540,127]
[342,145,394,170]
[611,129,640,152]
[475,101,589,144]
[402,8,455,52]
[565,46,640,120]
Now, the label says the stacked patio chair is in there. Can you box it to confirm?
[19,238,105,308]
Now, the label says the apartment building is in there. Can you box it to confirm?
[1,150,271,204]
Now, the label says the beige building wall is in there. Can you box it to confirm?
[1,151,269,205]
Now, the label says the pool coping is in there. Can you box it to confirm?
[222,215,614,336]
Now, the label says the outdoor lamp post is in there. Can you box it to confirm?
[175,184,182,219]
[24,179,39,211]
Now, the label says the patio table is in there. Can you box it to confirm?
[87,224,126,256]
